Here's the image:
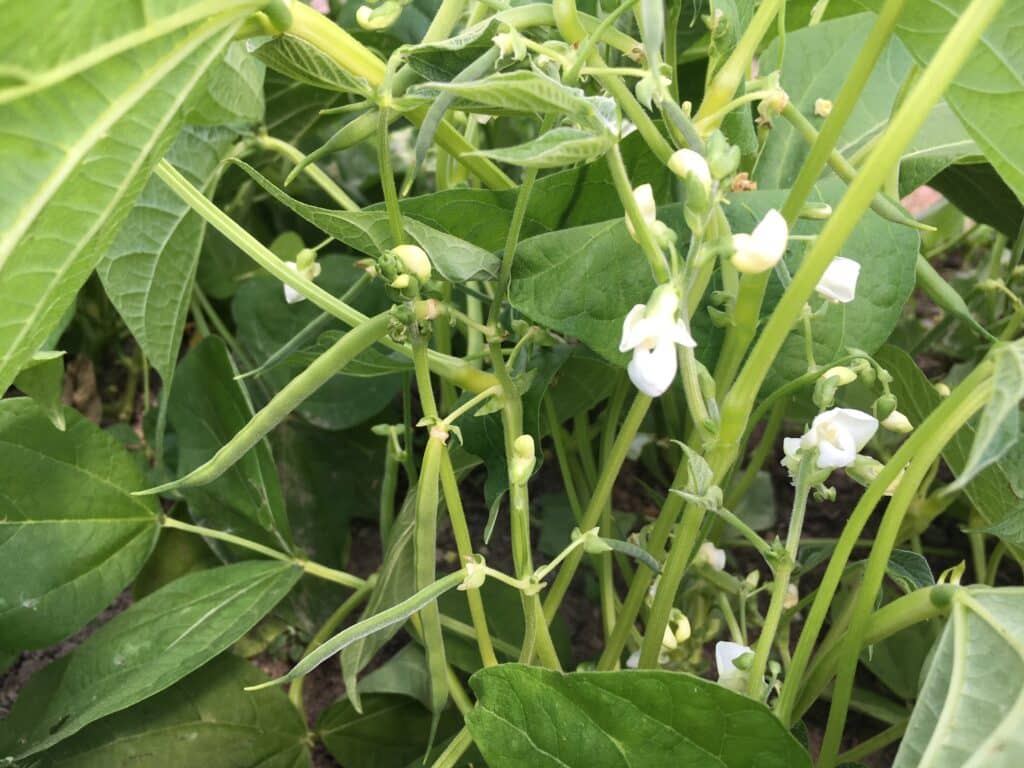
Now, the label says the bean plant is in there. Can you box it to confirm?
[1,0,1023,766]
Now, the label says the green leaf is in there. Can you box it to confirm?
[232,257,400,430]
[249,32,371,95]
[12,350,66,431]
[885,549,935,594]
[0,398,160,650]
[358,643,434,709]
[98,125,237,379]
[402,18,502,81]
[168,337,293,554]
[0,0,257,395]
[318,693,460,768]
[758,14,977,191]
[234,160,500,281]
[341,493,418,706]
[424,71,596,120]
[0,560,301,760]
[30,654,311,767]
[858,0,1024,204]
[473,127,615,169]
[929,162,1023,237]
[948,342,1024,491]
[466,665,812,767]
[186,41,265,126]
[875,345,1024,562]
[895,587,1024,768]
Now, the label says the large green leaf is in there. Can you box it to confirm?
[0,560,301,760]
[875,345,1024,562]
[466,665,811,767]
[318,693,460,768]
[895,587,1024,768]
[858,0,1024,203]
[0,398,160,650]
[0,0,261,394]
[31,654,311,767]
[98,125,238,379]
[232,256,400,431]
[757,14,978,192]
[167,337,293,555]
[930,161,1024,237]
[186,40,265,126]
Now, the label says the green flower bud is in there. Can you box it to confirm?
[356,1,401,30]
[873,393,898,421]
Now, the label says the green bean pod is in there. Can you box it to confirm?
[284,108,380,187]
[246,568,466,691]
[139,311,392,496]
[916,254,998,341]
[416,436,450,728]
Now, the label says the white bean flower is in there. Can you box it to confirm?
[283,260,323,304]
[619,284,696,397]
[667,148,712,195]
[784,407,879,470]
[731,209,788,274]
[625,183,658,242]
[716,641,754,691]
[816,256,860,303]
[697,541,727,571]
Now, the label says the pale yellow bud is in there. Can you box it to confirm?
[391,243,432,281]
[882,410,913,434]
[814,98,833,117]
[823,366,857,386]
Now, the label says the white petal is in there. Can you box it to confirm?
[670,319,697,348]
[284,284,304,304]
[752,209,788,261]
[715,641,753,677]
[627,339,678,397]
[816,257,860,303]
[699,542,726,571]
[816,437,855,469]
[633,183,657,225]
[828,408,879,450]
[783,437,802,458]
[627,433,655,460]
[619,305,648,352]
[625,650,641,669]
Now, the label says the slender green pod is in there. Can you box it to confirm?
[416,435,450,740]
[138,311,392,496]
[246,569,466,690]
[284,109,379,187]
[916,254,998,341]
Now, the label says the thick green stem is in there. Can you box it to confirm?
[694,0,783,133]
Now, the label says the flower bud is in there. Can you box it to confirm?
[625,184,658,242]
[668,149,712,195]
[873,393,898,421]
[934,381,951,397]
[823,366,857,386]
[705,131,740,179]
[784,583,799,610]
[673,613,692,644]
[881,410,913,434]
[757,87,789,124]
[459,555,487,591]
[846,454,884,488]
[356,1,401,30]
[697,541,726,571]
[390,273,411,290]
[390,243,432,282]
[745,569,760,589]
[851,357,876,385]
[510,434,536,485]
[731,209,788,274]
[661,625,678,651]
[492,29,527,60]
[814,98,833,117]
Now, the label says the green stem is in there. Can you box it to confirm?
[774,361,993,726]
[288,576,376,713]
[255,133,359,211]
[154,159,497,394]
[542,394,652,622]
[439,450,499,667]
[606,143,671,283]
[817,382,992,767]
[694,0,783,133]
[835,721,908,766]
[161,517,367,588]
[746,458,812,696]
[716,0,1003,481]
